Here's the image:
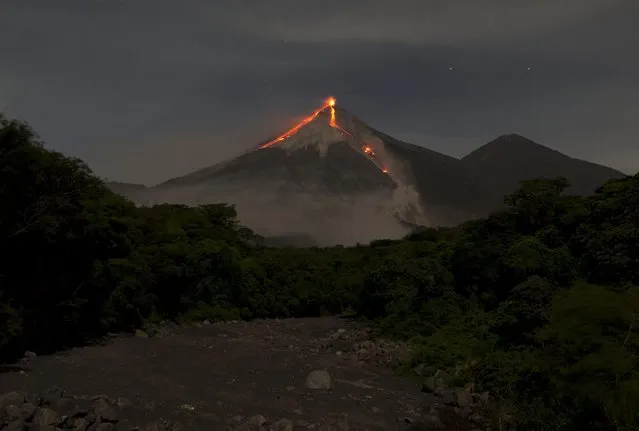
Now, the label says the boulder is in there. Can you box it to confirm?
[305,370,333,390]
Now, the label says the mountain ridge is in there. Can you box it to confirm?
[106,101,626,245]
[461,133,625,197]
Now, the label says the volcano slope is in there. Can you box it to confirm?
[109,99,625,246]
[121,99,492,246]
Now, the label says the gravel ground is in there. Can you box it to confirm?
[0,317,483,430]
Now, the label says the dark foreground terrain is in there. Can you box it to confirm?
[0,318,483,431]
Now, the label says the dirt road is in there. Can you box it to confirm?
[0,317,481,430]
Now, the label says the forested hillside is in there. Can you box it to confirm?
[1,113,637,430]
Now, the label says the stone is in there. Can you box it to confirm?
[143,421,162,431]
[304,370,332,390]
[235,414,267,430]
[458,406,474,418]
[439,389,456,406]
[84,412,97,424]
[271,418,294,431]
[434,370,452,383]
[135,329,149,338]
[421,370,450,395]
[40,386,65,407]
[70,418,91,431]
[0,391,27,408]
[412,363,426,376]
[227,415,243,426]
[247,415,266,426]
[52,397,75,416]
[32,407,62,426]
[421,376,438,393]
[469,412,484,423]
[335,413,349,431]
[99,406,118,422]
[454,388,474,408]
[66,407,91,421]
[92,396,118,422]
[3,404,22,422]
[3,419,27,431]
[20,402,37,421]
[474,391,490,405]
[422,411,444,430]
[116,397,132,407]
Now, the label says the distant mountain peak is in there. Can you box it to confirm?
[497,133,531,141]
[475,133,555,151]
[462,134,567,167]
[461,133,625,196]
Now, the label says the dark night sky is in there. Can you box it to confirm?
[1,0,637,184]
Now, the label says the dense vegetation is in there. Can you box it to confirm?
[1,113,638,430]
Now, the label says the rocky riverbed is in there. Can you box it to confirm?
[0,317,488,430]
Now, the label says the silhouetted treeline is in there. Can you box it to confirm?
[1,113,637,430]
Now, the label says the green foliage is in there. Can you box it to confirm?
[535,283,639,429]
[1,113,638,429]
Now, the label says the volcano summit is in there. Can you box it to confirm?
[140,98,436,246]
[110,98,625,246]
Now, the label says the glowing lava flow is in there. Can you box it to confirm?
[257,97,389,174]
[259,97,349,149]
[361,143,390,174]
[327,98,352,137]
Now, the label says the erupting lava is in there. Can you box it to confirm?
[361,143,390,174]
[257,97,389,174]
[328,98,352,137]
[259,97,350,149]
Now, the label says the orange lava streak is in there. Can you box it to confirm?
[258,97,390,175]
[362,144,388,173]
[259,97,350,149]
[328,98,352,137]
[259,103,328,149]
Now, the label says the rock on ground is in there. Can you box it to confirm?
[304,370,333,390]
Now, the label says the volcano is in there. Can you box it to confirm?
[140,97,468,246]
[111,98,625,246]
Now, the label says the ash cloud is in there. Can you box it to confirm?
[144,180,411,246]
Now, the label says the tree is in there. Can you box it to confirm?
[504,177,570,234]
[578,175,639,286]
[536,282,639,429]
